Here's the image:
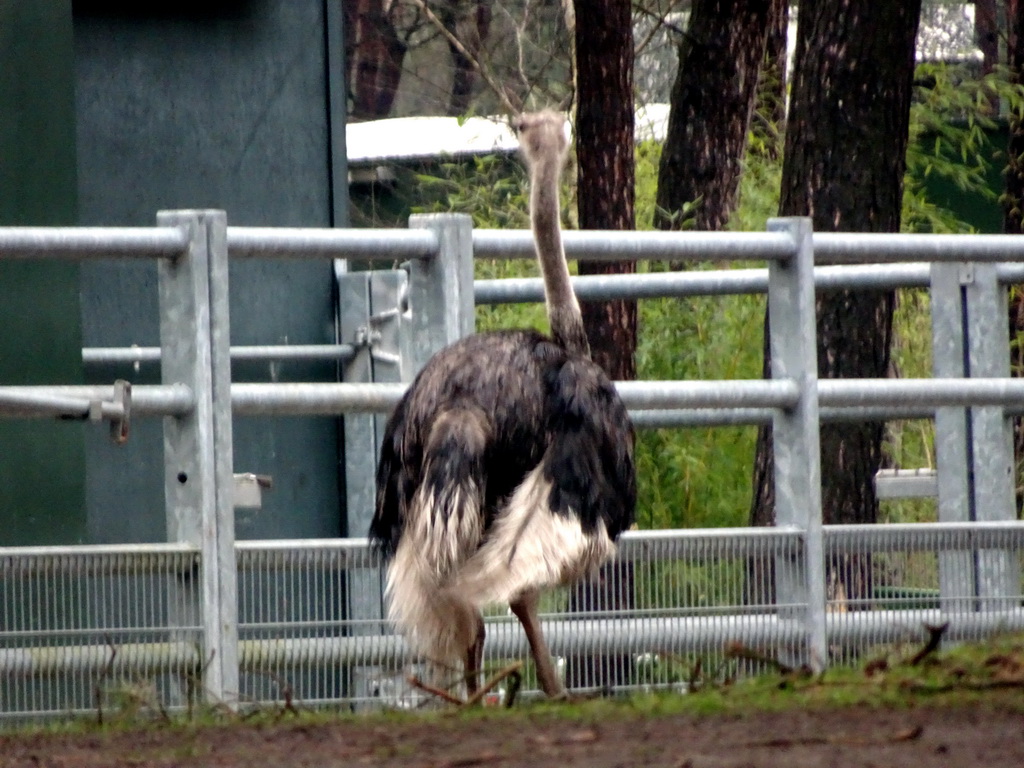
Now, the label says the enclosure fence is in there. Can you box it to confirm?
[2,213,1024,719]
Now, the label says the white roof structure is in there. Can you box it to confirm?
[346,115,519,166]
[346,105,671,169]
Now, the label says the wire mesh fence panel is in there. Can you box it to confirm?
[235,541,400,711]
[470,530,809,701]
[823,523,1024,664]
[0,546,201,722]
[234,531,808,709]
[4,524,1024,720]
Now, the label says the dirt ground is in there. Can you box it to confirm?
[2,701,1022,768]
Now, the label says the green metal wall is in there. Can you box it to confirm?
[0,2,86,545]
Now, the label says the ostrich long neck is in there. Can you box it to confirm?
[530,147,591,358]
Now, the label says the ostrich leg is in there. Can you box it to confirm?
[464,611,485,696]
[510,589,566,699]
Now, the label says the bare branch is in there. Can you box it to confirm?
[405,0,519,114]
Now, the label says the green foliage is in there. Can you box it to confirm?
[885,62,1024,522]
[405,61,1019,532]
[634,286,763,529]
[903,62,1023,234]
[413,154,531,231]
[414,154,551,336]
[633,140,663,232]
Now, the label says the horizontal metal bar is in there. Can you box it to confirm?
[617,526,802,560]
[631,408,774,428]
[472,229,797,262]
[8,522,1019,565]
[814,232,1024,264]
[827,520,1024,553]
[0,641,203,677]
[616,380,800,410]
[237,537,378,569]
[231,382,407,415]
[6,224,1024,274]
[8,607,1022,677]
[0,390,124,420]
[477,269,770,304]
[474,229,1024,267]
[82,344,357,366]
[996,263,1024,284]
[10,378,1023,423]
[475,263,936,305]
[225,378,1022,418]
[233,523,1024,562]
[227,226,438,261]
[0,226,188,260]
[819,377,1024,408]
[232,529,804,569]
[632,404,939,428]
[874,468,938,500]
[0,541,199,559]
[0,384,193,417]
[0,542,199,578]
[823,608,1024,644]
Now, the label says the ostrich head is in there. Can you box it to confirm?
[513,110,569,169]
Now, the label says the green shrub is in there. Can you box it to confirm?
[402,62,1023,530]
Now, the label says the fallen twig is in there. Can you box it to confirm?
[746,725,923,748]
[901,678,1024,694]
[463,662,523,708]
[908,622,949,666]
[725,641,796,675]
[94,636,118,726]
[437,753,502,768]
[408,675,465,706]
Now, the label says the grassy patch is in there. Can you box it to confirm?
[7,634,1023,740]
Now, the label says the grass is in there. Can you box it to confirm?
[5,633,1024,740]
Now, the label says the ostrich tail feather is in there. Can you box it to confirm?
[455,464,618,608]
[386,475,483,669]
[386,541,480,670]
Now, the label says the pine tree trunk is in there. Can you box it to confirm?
[749,1,921,604]
[439,2,492,117]
[975,0,999,77]
[573,0,636,382]
[654,0,773,233]
[344,0,406,120]
[568,0,635,690]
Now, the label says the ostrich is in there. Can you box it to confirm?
[369,110,636,699]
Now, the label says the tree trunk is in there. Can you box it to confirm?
[749,1,922,605]
[568,0,635,690]
[573,0,636,381]
[344,0,407,120]
[975,0,999,77]
[654,0,773,233]
[1005,0,1024,515]
[439,1,492,117]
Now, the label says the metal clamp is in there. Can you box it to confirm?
[233,473,273,509]
[108,379,131,444]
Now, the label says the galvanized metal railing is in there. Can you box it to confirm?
[3,525,1022,715]
[2,213,1024,719]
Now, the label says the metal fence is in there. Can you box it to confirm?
[2,212,1024,720]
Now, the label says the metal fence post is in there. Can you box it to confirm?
[931,262,1019,610]
[404,214,475,376]
[930,262,974,605]
[157,210,238,707]
[766,217,826,671]
[338,267,405,704]
[964,263,1020,606]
